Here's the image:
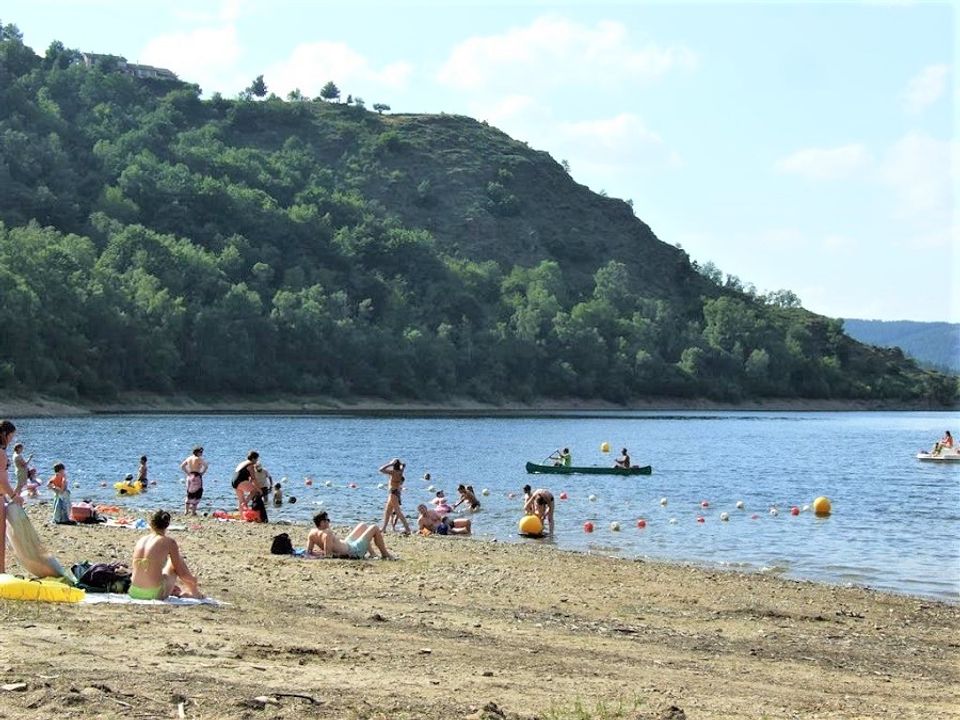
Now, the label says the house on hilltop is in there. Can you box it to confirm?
[81,52,178,81]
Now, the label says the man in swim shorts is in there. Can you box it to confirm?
[306,511,394,559]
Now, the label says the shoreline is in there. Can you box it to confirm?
[1,505,958,719]
[2,392,955,418]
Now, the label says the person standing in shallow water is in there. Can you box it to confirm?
[379,458,411,534]
[180,446,207,515]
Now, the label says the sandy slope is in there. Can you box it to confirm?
[0,507,957,720]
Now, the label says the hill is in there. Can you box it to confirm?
[842,320,959,374]
[0,24,955,406]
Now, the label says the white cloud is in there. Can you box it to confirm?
[555,113,682,170]
[776,144,872,180]
[263,42,413,99]
[821,234,859,254]
[879,132,955,221]
[437,15,696,93]
[472,97,681,185]
[902,63,949,114]
[140,25,243,94]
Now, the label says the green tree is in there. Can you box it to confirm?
[247,74,267,98]
[319,81,340,102]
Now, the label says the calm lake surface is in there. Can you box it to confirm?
[10,411,959,602]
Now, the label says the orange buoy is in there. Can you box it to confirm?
[636,519,646,529]
[559,491,568,500]
[812,496,832,517]
[583,521,594,533]
[790,506,800,516]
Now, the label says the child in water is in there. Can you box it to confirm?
[136,455,148,489]
[273,483,283,506]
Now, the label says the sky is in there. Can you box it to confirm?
[4,0,957,322]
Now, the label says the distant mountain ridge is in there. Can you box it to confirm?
[842,320,959,374]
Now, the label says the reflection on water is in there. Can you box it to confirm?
[10,410,960,602]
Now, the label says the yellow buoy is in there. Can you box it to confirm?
[812,496,832,517]
[600,442,610,453]
[518,514,544,536]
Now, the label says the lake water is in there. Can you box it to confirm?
[8,411,959,602]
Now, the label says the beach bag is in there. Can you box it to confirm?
[74,562,132,593]
[70,502,98,524]
[270,533,293,555]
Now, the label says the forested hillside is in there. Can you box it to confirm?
[0,25,955,405]
[843,320,959,374]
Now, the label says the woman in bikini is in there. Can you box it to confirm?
[379,458,411,534]
[129,509,202,600]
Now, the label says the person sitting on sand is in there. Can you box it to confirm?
[379,458,411,534]
[180,446,208,515]
[417,503,472,535]
[523,488,555,535]
[614,448,631,469]
[307,511,394,559]
[453,484,481,512]
[130,509,203,600]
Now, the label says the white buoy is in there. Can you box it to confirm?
[769,507,779,516]
[802,504,810,513]
[735,500,744,510]
[669,517,678,524]
[427,485,435,492]
[324,480,332,487]
[610,521,621,532]
[660,497,668,507]
[377,483,384,489]
[481,488,490,496]
[588,494,597,502]
[720,512,730,522]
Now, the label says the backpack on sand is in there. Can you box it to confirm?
[72,561,132,594]
[270,533,293,555]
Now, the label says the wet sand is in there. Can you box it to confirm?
[0,505,958,719]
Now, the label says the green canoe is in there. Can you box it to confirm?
[525,461,652,476]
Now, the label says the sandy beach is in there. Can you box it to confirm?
[0,504,957,720]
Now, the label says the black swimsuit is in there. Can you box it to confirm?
[232,464,252,489]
